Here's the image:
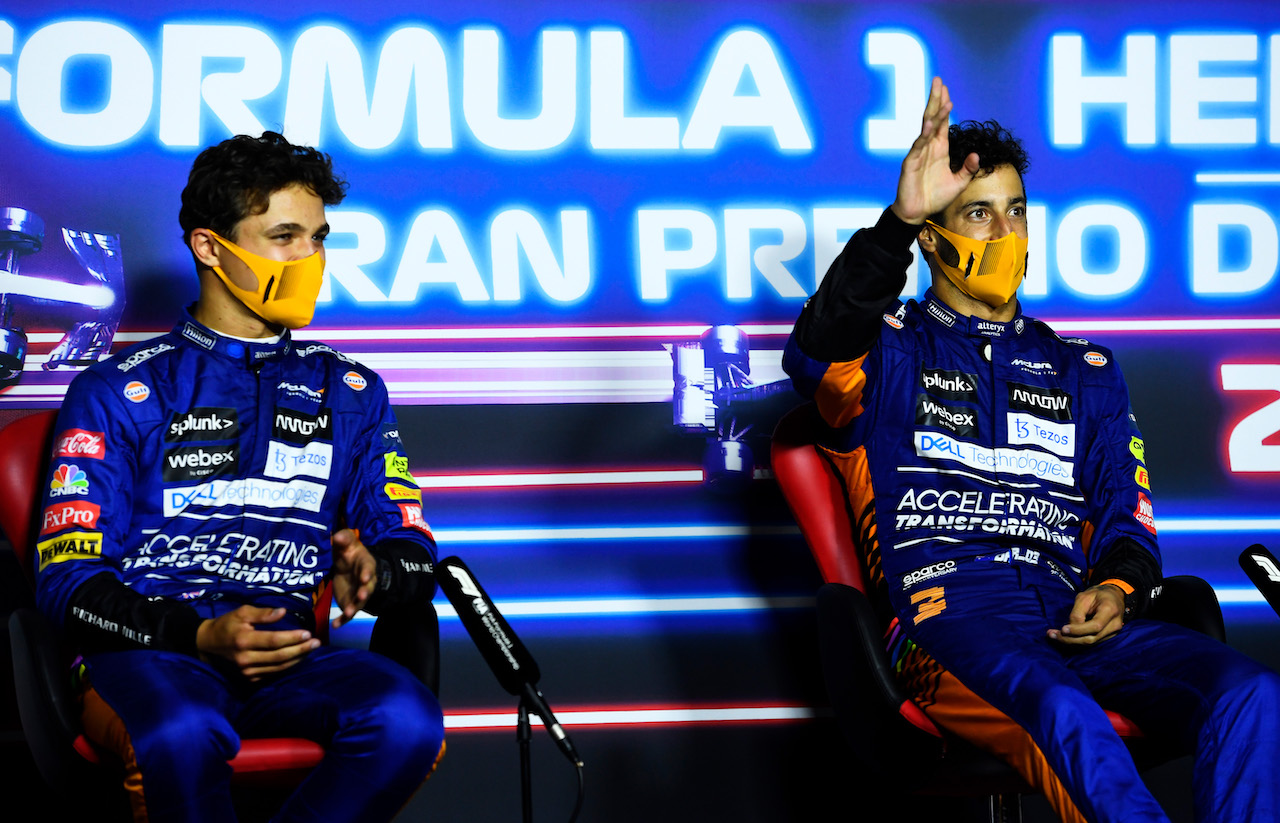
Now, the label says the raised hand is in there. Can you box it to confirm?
[890,77,981,225]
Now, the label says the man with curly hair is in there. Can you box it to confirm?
[784,79,1280,822]
[35,132,445,822]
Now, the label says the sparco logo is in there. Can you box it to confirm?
[1007,382,1072,421]
[167,408,239,442]
[915,395,978,438]
[163,446,238,482]
[920,367,978,401]
[903,561,957,588]
[117,343,175,372]
[181,323,216,350]
[55,429,106,459]
[273,409,332,445]
[298,343,357,364]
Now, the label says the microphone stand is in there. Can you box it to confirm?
[518,697,533,823]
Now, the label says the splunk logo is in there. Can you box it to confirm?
[920,367,978,401]
[166,408,239,442]
[163,477,326,516]
[914,432,1076,486]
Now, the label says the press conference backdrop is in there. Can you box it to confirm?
[0,0,1277,819]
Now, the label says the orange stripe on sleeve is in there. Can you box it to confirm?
[814,354,869,429]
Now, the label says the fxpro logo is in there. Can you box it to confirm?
[914,432,1076,486]
[164,477,325,515]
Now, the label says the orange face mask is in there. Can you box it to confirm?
[209,231,324,329]
[925,220,1029,308]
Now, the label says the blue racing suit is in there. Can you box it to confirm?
[35,310,444,822]
[784,208,1280,823]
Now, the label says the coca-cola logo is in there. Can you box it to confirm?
[55,429,106,460]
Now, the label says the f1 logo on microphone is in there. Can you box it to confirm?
[447,565,490,616]
[1251,554,1280,584]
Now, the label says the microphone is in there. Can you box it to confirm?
[436,555,583,767]
[1240,544,1280,618]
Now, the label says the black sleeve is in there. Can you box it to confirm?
[1089,537,1162,621]
[363,538,437,615]
[794,207,922,361]
[62,572,205,655]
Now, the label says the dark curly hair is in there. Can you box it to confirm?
[179,132,347,242]
[948,119,1029,178]
[924,120,1029,226]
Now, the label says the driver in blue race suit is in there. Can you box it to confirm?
[34,132,444,822]
[783,78,1280,822]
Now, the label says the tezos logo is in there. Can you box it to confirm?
[1084,351,1108,367]
[343,370,368,391]
[123,381,151,403]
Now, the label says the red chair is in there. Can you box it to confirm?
[771,403,1224,821]
[0,409,440,817]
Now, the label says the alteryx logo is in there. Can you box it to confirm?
[914,432,1076,486]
